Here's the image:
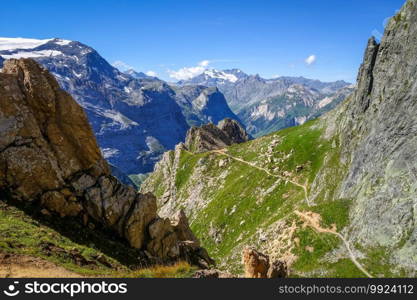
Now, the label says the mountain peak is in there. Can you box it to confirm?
[124,68,158,80]
[203,69,240,83]
[0,37,52,50]
[0,37,73,51]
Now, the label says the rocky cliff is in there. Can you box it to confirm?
[185,118,249,153]
[143,0,417,276]
[0,58,212,267]
[334,0,417,270]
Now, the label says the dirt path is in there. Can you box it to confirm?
[212,149,311,206]
[294,210,373,278]
[182,148,371,277]
[0,253,83,278]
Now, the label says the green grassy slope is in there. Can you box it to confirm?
[0,200,195,278]
[142,118,403,277]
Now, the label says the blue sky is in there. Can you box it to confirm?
[0,0,405,82]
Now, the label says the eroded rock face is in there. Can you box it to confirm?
[0,58,213,266]
[185,118,249,153]
[171,210,200,246]
[242,248,288,278]
[242,248,270,278]
[335,0,417,270]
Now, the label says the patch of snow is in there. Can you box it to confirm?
[54,39,71,46]
[295,116,307,125]
[72,70,82,78]
[102,110,139,130]
[117,74,129,81]
[204,69,238,83]
[0,37,52,51]
[101,148,120,159]
[277,110,285,117]
[1,50,63,59]
[287,86,297,93]
[80,49,92,55]
[83,103,140,132]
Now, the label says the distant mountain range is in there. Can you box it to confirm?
[0,37,353,176]
[0,38,238,176]
[178,69,354,136]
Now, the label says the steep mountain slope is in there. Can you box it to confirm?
[335,0,417,272]
[0,38,238,175]
[172,85,242,127]
[179,69,353,137]
[142,0,417,277]
[239,84,354,137]
[0,58,212,275]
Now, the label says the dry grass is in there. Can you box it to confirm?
[127,261,194,278]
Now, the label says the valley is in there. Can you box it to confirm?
[0,0,415,279]
[0,39,351,179]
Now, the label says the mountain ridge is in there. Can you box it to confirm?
[0,37,239,176]
[178,68,354,137]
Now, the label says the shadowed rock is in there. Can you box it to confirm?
[185,118,249,153]
[0,58,213,266]
[242,248,288,278]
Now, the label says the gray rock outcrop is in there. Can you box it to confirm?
[334,0,417,270]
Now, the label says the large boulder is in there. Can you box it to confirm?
[146,218,180,259]
[171,209,200,246]
[267,260,288,278]
[242,248,270,278]
[242,248,289,278]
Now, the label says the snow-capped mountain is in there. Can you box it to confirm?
[179,68,353,136]
[178,68,248,86]
[124,68,157,80]
[0,37,239,176]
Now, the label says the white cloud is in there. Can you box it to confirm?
[199,60,210,67]
[145,70,158,77]
[112,60,133,71]
[167,60,210,80]
[305,55,316,65]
